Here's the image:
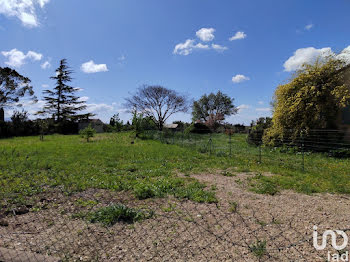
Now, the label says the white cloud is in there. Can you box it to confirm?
[212,44,228,52]
[337,46,350,64]
[81,60,108,73]
[1,48,42,67]
[174,28,230,55]
[78,96,89,102]
[258,101,264,105]
[41,84,49,88]
[195,43,210,49]
[229,31,247,41]
[196,28,215,42]
[41,60,50,69]
[305,23,314,30]
[173,40,227,56]
[284,46,350,72]
[173,39,210,55]
[237,104,250,112]
[256,107,271,112]
[173,39,195,56]
[232,74,250,83]
[283,47,333,72]
[0,0,50,27]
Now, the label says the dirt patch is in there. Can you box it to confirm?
[1,175,349,261]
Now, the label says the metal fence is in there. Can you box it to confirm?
[1,130,350,261]
[1,189,344,262]
[144,129,350,172]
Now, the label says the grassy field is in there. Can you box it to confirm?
[1,131,350,210]
[1,132,350,261]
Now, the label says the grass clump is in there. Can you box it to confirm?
[250,175,279,195]
[221,170,236,177]
[133,177,217,203]
[228,201,238,213]
[86,203,153,226]
[249,240,267,258]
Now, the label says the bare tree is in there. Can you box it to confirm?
[125,85,189,130]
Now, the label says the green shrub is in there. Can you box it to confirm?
[185,123,211,134]
[247,117,272,146]
[79,124,96,142]
[328,148,350,158]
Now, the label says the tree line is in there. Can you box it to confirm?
[0,58,240,137]
[1,56,350,144]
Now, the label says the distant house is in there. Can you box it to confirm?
[337,65,350,139]
[78,119,104,133]
[164,123,179,130]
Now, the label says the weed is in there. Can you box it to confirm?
[228,201,238,213]
[161,202,177,212]
[86,203,153,226]
[216,151,227,157]
[256,219,267,226]
[221,170,236,177]
[249,240,267,258]
[75,199,98,208]
[251,176,279,196]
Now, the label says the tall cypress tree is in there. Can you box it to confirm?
[39,59,92,122]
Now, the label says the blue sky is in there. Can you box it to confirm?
[1,0,350,124]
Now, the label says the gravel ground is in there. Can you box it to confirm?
[1,172,350,261]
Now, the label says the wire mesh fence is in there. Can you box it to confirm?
[144,128,350,172]
[1,188,345,262]
[1,130,350,261]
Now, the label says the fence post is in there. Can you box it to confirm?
[258,143,262,164]
[301,130,305,172]
[229,132,232,157]
[209,133,212,156]
[182,130,184,147]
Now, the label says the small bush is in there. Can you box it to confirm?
[134,183,158,199]
[328,148,350,158]
[198,145,208,154]
[87,203,153,226]
[185,123,212,134]
[79,124,96,142]
[247,117,272,146]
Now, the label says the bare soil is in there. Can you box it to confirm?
[1,172,350,261]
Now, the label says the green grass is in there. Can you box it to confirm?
[0,133,218,208]
[249,240,267,258]
[78,203,153,226]
[1,131,350,210]
[146,131,350,195]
